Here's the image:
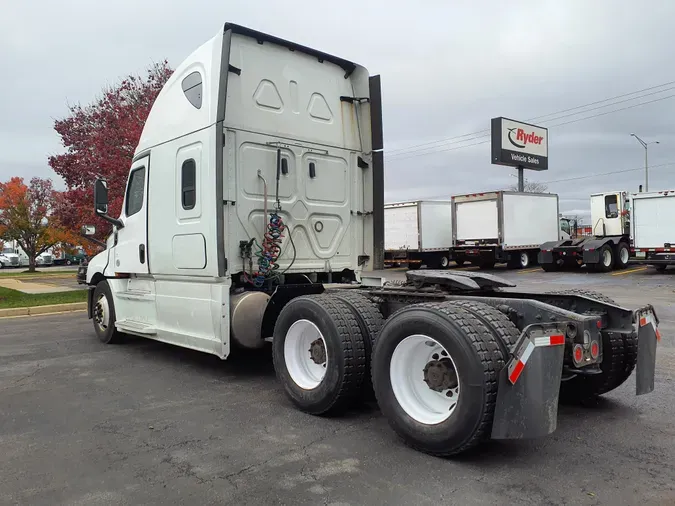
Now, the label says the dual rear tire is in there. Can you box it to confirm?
[273,294,516,456]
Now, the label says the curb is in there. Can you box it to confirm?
[0,302,87,319]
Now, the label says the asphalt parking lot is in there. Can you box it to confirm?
[1,266,674,505]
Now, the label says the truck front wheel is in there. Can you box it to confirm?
[92,281,124,344]
[371,302,503,456]
[272,294,367,415]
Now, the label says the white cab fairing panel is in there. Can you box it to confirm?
[223,32,371,274]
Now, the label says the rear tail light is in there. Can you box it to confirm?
[573,344,584,365]
[590,340,600,360]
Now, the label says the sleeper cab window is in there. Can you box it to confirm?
[182,159,196,210]
[182,71,202,109]
[125,166,146,217]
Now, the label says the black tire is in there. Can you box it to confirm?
[92,281,124,344]
[272,294,367,416]
[449,301,519,357]
[371,301,504,456]
[327,290,385,399]
[541,261,561,272]
[507,251,530,269]
[559,332,626,403]
[547,288,616,304]
[438,256,450,269]
[593,244,614,272]
[615,242,630,270]
[547,289,637,401]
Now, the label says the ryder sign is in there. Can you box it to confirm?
[491,117,548,171]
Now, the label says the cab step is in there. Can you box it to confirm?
[115,319,157,335]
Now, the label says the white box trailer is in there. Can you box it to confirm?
[630,190,675,271]
[384,200,453,269]
[451,191,559,269]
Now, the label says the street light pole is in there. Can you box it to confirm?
[631,133,659,192]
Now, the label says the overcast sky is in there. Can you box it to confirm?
[2,0,674,221]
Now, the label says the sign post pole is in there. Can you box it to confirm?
[517,166,524,192]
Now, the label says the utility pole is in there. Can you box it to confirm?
[631,133,659,192]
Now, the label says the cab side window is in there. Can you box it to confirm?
[604,194,618,219]
[126,166,146,217]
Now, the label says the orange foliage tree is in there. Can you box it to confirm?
[0,177,79,271]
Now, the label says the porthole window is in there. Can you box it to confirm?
[182,71,203,109]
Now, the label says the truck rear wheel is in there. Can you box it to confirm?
[449,301,519,356]
[593,244,614,272]
[615,242,630,269]
[547,289,637,401]
[371,302,503,456]
[508,251,530,269]
[327,290,384,398]
[92,281,124,344]
[272,294,367,415]
[541,260,561,272]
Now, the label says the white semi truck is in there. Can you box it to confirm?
[384,200,453,269]
[449,191,560,269]
[82,23,659,457]
[539,191,632,272]
[629,190,675,272]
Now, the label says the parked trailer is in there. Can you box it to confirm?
[450,191,559,269]
[384,200,453,269]
[82,24,659,457]
[629,190,675,272]
[539,191,631,272]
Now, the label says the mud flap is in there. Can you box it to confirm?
[491,327,565,440]
[635,306,659,395]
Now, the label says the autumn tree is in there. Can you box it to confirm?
[48,60,173,243]
[0,177,77,272]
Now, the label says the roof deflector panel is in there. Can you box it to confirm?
[223,23,358,77]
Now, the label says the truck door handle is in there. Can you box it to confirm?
[309,162,316,179]
[139,244,146,264]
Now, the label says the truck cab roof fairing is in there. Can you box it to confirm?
[222,23,358,77]
[135,23,361,157]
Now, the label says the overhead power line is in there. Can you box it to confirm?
[385,80,675,159]
[396,161,675,202]
[386,92,675,162]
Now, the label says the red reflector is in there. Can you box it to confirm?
[509,360,525,384]
[640,317,647,327]
[550,334,565,346]
[596,320,603,329]
[590,341,599,359]
[589,248,595,252]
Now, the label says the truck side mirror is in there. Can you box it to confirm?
[93,178,124,229]
[94,179,109,214]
